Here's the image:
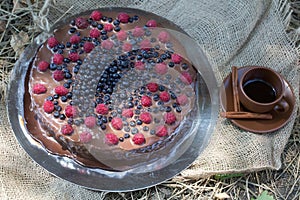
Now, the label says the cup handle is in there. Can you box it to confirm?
[274,97,289,113]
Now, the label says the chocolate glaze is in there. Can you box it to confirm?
[25,9,199,171]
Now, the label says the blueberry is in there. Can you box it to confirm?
[101,124,106,130]
[102,16,107,21]
[170,92,177,99]
[136,119,143,125]
[46,96,54,101]
[69,27,76,33]
[49,63,57,70]
[127,102,134,108]
[128,17,134,23]
[172,103,178,108]
[130,121,136,127]
[182,63,189,70]
[53,94,59,99]
[158,85,165,91]
[97,24,103,30]
[124,133,130,138]
[150,130,156,135]
[143,126,149,131]
[59,114,66,120]
[114,26,121,32]
[133,15,139,21]
[58,44,65,49]
[91,21,98,27]
[102,116,108,123]
[119,137,124,142]
[53,111,60,118]
[137,105,142,109]
[97,120,103,126]
[70,20,75,26]
[101,35,108,40]
[176,106,182,112]
[153,94,159,101]
[113,20,120,26]
[66,92,73,99]
[61,96,67,102]
[165,106,172,112]
[124,127,130,132]
[57,49,63,54]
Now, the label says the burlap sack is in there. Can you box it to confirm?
[0,0,299,198]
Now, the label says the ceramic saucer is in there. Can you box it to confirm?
[219,66,296,133]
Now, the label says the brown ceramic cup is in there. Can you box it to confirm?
[238,67,289,113]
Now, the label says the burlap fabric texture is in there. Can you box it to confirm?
[0,0,299,198]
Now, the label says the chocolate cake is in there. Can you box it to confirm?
[24,9,199,171]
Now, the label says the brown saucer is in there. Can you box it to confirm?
[220,66,296,133]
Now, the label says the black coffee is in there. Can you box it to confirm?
[243,79,276,103]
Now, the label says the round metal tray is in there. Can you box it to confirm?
[7,7,219,192]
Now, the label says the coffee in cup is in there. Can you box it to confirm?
[238,67,289,113]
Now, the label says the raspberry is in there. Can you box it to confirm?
[105,133,119,145]
[146,20,157,27]
[61,124,74,135]
[140,112,152,124]
[176,94,188,105]
[90,10,102,21]
[158,31,170,43]
[53,70,64,81]
[83,42,95,53]
[52,54,64,65]
[117,12,130,23]
[85,116,96,128]
[33,83,47,94]
[79,132,92,143]
[147,82,158,92]
[122,42,132,52]
[132,26,145,37]
[65,105,77,118]
[47,37,59,48]
[164,112,176,125]
[122,109,134,118]
[69,52,80,62]
[159,91,170,102]
[70,35,81,44]
[54,85,68,96]
[141,95,152,107]
[104,23,114,32]
[43,100,54,113]
[135,61,145,70]
[180,72,193,84]
[156,125,168,137]
[37,61,49,71]
[75,17,89,29]
[101,40,114,50]
[132,133,145,145]
[111,117,123,130]
[155,63,168,75]
[140,39,151,50]
[171,53,182,64]
[90,28,100,38]
[96,104,109,115]
[117,30,127,41]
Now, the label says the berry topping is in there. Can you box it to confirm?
[159,91,170,102]
[176,94,188,105]
[90,28,100,38]
[164,112,176,125]
[158,31,170,43]
[85,116,96,128]
[117,12,130,23]
[155,63,168,75]
[156,125,168,137]
[70,35,81,44]
[75,17,89,29]
[65,105,77,118]
[33,83,47,94]
[111,117,123,130]
[132,133,145,145]
[147,82,158,92]
[47,37,59,48]
[69,52,80,62]
[132,26,145,37]
[90,10,102,21]
[122,42,132,52]
[171,53,182,64]
[53,70,65,81]
[101,40,114,50]
[141,95,152,107]
[83,42,95,53]
[140,112,152,124]
[96,103,109,115]
[37,61,49,71]
[61,124,74,135]
[105,133,119,145]
[122,109,134,118]
[135,61,145,70]
[54,85,68,96]
[117,30,127,41]
[180,72,193,84]
[104,23,114,32]
[140,39,151,50]
[79,132,92,143]
[53,54,64,65]
[43,100,54,113]
[146,19,157,27]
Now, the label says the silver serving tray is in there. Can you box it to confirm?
[6,8,219,192]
